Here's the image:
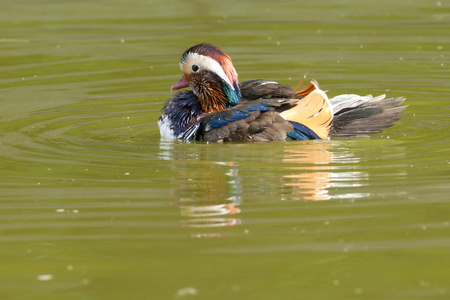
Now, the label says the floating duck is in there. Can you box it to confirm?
[159,43,406,142]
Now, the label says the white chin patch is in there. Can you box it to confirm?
[158,114,176,140]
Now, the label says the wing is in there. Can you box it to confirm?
[240,79,319,99]
[241,80,332,140]
[240,79,297,100]
[179,100,294,142]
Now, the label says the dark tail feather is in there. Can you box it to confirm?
[330,95,407,138]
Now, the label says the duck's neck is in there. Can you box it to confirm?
[223,80,241,107]
[194,74,241,113]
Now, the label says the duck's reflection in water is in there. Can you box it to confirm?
[178,162,242,230]
[159,140,355,232]
[176,169,241,238]
[281,143,333,201]
[160,141,242,233]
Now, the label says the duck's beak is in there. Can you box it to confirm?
[170,75,189,91]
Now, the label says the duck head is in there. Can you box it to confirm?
[171,43,241,112]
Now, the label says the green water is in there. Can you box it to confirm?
[1,0,449,299]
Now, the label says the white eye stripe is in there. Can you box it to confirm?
[181,53,236,90]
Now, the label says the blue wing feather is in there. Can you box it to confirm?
[225,109,252,122]
[208,109,252,129]
[243,104,270,112]
[287,121,321,140]
[209,117,229,128]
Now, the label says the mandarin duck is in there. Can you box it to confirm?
[159,43,406,142]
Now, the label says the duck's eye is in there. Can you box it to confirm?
[192,65,199,72]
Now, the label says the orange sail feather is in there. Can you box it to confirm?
[280,88,332,140]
